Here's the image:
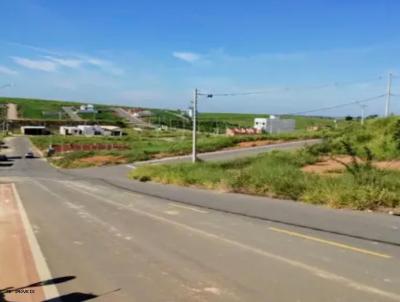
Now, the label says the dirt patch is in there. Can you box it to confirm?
[237,140,284,148]
[374,161,400,171]
[222,139,286,150]
[302,156,356,174]
[302,156,400,174]
[76,155,128,166]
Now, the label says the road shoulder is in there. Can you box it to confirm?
[0,183,57,301]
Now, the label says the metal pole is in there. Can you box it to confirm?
[192,88,198,163]
[385,73,392,117]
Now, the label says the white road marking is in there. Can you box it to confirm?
[164,210,180,215]
[11,183,61,301]
[203,287,221,295]
[169,202,208,214]
[62,181,400,301]
[126,164,136,169]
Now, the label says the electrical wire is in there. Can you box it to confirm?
[283,94,386,116]
[200,76,384,97]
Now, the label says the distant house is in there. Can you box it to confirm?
[79,104,97,113]
[59,126,81,136]
[59,125,123,136]
[254,116,295,134]
[21,126,50,135]
[100,125,123,136]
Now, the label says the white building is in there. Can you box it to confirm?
[101,125,123,136]
[79,104,97,113]
[60,126,80,136]
[59,125,123,136]
[254,116,295,134]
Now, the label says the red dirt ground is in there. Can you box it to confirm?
[77,155,128,166]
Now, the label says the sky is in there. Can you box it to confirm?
[0,0,400,116]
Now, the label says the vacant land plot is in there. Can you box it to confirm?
[131,117,400,211]
[30,128,321,168]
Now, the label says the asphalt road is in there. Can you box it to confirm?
[1,136,400,302]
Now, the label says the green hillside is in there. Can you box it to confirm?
[0,97,123,122]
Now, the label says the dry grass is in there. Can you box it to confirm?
[76,155,128,166]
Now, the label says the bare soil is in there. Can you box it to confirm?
[77,155,128,166]
[236,140,285,148]
[302,156,400,174]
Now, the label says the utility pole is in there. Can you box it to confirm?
[191,89,213,163]
[360,104,367,125]
[192,89,198,163]
[385,72,392,117]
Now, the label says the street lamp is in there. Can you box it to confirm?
[192,88,213,163]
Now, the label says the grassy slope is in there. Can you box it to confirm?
[78,106,124,123]
[0,97,121,121]
[0,97,80,119]
[130,117,400,210]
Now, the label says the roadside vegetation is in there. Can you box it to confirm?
[130,117,400,211]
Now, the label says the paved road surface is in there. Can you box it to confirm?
[1,136,400,302]
[113,107,153,128]
[7,103,18,120]
[62,106,83,121]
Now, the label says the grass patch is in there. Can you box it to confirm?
[130,149,400,210]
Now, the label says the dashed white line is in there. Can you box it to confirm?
[168,202,208,214]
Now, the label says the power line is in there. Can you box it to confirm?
[203,76,384,97]
[283,94,386,116]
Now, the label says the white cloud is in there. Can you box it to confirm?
[173,51,201,63]
[8,42,124,75]
[83,57,124,75]
[12,56,57,72]
[0,65,18,75]
[44,56,83,68]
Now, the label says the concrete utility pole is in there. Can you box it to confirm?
[192,89,213,163]
[385,72,392,117]
[360,104,367,125]
[192,89,198,163]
